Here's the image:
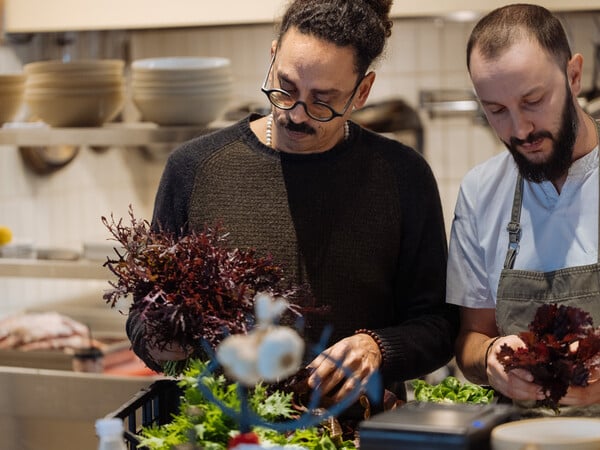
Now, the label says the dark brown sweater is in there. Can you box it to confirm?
[127,114,458,392]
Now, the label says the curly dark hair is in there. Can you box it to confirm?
[277,0,393,75]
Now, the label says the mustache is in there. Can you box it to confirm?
[509,130,553,148]
[283,119,316,135]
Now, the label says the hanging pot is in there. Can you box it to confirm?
[351,98,424,155]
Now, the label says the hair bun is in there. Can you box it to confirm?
[363,0,392,17]
[363,0,393,37]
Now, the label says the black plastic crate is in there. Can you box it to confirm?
[106,379,183,450]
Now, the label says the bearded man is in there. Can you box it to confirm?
[447,3,600,408]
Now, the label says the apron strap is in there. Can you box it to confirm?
[595,118,600,255]
[503,175,524,270]
[503,116,600,269]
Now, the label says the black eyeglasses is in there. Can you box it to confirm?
[260,50,364,122]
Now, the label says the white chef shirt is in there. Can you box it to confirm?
[446,147,599,309]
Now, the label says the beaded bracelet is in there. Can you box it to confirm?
[355,328,387,366]
[484,336,501,373]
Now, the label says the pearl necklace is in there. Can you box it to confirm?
[265,113,349,149]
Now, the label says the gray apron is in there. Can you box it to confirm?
[495,120,600,415]
[496,119,600,335]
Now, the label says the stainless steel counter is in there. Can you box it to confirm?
[0,365,156,450]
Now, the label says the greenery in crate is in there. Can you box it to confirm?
[138,359,357,450]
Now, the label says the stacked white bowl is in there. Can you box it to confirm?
[23,59,125,127]
[131,57,233,126]
[0,73,26,125]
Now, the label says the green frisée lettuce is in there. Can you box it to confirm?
[138,360,357,450]
[412,376,495,404]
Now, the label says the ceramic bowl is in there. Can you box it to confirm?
[131,56,230,72]
[131,83,232,96]
[491,417,600,450]
[24,59,124,75]
[26,74,125,89]
[0,74,25,124]
[25,90,125,127]
[133,91,230,125]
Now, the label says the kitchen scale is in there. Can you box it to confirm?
[359,401,518,450]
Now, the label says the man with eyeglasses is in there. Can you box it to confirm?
[127,0,458,409]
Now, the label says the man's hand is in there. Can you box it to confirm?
[147,341,191,365]
[306,333,382,402]
[560,367,600,406]
[486,335,545,402]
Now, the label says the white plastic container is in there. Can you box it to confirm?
[95,417,128,450]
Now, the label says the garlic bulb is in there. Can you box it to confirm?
[257,326,304,382]
[216,333,260,387]
[254,292,289,326]
[216,292,304,386]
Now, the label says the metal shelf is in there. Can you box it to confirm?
[0,122,217,148]
[419,89,481,118]
[0,121,229,173]
[0,258,110,279]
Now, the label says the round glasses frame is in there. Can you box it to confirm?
[260,50,364,122]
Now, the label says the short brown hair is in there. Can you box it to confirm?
[466,4,572,73]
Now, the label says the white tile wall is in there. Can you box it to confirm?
[0,12,598,314]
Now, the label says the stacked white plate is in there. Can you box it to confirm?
[0,73,25,125]
[23,59,125,127]
[131,57,233,126]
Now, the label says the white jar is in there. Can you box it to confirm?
[95,418,128,450]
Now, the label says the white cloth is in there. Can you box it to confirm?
[446,147,599,309]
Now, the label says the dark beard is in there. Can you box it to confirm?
[505,86,578,183]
